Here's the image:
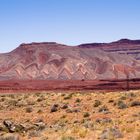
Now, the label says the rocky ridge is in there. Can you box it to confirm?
[0,39,140,80]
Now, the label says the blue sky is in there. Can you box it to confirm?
[0,0,140,53]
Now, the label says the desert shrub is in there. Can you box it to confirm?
[25,107,33,113]
[37,109,43,113]
[37,97,44,102]
[0,98,5,102]
[120,96,127,100]
[130,101,140,107]
[27,101,35,105]
[98,105,109,112]
[16,101,27,107]
[35,93,41,97]
[23,95,29,99]
[124,126,135,133]
[96,118,112,124]
[41,136,49,140]
[83,112,90,118]
[64,94,73,100]
[128,92,136,98]
[0,105,4,110]
[8,94,15,99]
[108,99,114,103]
[28,130,40,138]
[0,95,6,98]
[117,100,127,109]
[61,104,68,109]
[0,134,19,140]
[99,127,123,139]
[94,100,101,107]
[72,126,88,138]
[60,115,67,119]
[75,98,81,103]
[7,99,17,106]
[78,127,88,138]
[61,93,65,96]
[35,122,46,131]
[61,136,75,140]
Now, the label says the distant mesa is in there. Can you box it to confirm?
[0,39,140,80]
[79,39,140,48]
[111,39,140,44]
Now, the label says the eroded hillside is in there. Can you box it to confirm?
[1,39,140,80]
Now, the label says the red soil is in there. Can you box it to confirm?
[0,79,140,93]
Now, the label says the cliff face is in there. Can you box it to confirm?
[0,39,140,80]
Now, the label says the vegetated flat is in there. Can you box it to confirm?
[0,90,140,140]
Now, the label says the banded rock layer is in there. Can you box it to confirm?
[0,39,140,80]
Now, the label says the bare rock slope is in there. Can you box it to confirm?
[1,39,140,80]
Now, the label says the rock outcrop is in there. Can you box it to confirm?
[0,39,140,80]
